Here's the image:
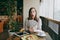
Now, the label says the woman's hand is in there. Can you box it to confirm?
[29,27,34,33]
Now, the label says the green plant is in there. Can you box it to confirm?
[7,0,20,32]
[9,20,20,32]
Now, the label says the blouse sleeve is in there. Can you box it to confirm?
[33,18,42,32]
[37,18,42,30]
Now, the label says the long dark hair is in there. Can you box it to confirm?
[28,7,38,22]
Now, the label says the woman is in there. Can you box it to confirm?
[25,7,42,33]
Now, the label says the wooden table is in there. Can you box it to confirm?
[21,34,46,40]
[7,33,46,40]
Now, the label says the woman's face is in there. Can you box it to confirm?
[30,9,36,19]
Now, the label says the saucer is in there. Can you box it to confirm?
[37,31,46,37]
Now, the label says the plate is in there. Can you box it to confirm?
[37,31,46,37]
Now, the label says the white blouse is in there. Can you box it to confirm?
[25,18,46,36]
[25,18,42,32]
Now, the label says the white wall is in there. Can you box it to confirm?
[23,0,40,27]
[39,0,60,21]
[54,0,60,21]
[39,0,54,19]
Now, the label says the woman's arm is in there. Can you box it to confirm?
[33,18,42,32]
[38,18,42,30]
[25,19,35,33]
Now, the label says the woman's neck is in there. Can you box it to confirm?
[32,17,34,20]
[31,17,35,20]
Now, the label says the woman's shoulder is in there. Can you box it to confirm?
[37,17,41,22]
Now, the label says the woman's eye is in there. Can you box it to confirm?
[31,11,35,13]
[32,11,34,13]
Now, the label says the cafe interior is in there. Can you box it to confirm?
[0,0,60,40]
